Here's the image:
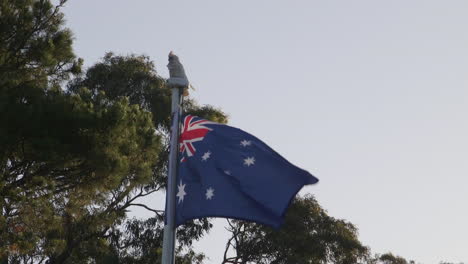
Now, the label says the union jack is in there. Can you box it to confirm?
[179,115,216,161]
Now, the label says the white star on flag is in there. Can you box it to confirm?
[205,187,215,200]
[224,170,231,175]
[240,140,252,147]
[201,151,211,161]
[176,181,186,203]
[244,157,255,166]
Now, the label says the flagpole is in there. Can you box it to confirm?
[161,52,189,264]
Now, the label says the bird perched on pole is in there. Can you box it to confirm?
[167,51,190,96]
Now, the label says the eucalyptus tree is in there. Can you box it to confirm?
[222,195,369,264]
[0,1,225,263]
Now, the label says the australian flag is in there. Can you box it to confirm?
[174,115,319,228]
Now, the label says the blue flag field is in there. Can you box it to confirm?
[173,115,319,228]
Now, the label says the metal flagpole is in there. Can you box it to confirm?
[161,52,189,264]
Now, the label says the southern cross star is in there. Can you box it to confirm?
[205,187,215,200]
[240,140,252,147]
[244,156,255,166]
[176,181,186,203]
[201,151,211,161]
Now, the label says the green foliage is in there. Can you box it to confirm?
[68,53,228,188]
[1,12,225,260]
[223,195,369,264]
[1,1,173,262]
[0,0,81,87]
[61,53,224,264]
[86,216,209,264]
[0,0,81,261]
[184,101,228,124]
[364,252,416,264]
[1,85,161,260]
[68,52,170,129]
[378,253,410,264]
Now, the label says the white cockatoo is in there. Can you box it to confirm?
[167,51,190,94]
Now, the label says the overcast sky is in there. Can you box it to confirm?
[63,1,468,263]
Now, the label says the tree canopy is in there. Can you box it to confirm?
[0,1,221,263]
[222,195,369,264]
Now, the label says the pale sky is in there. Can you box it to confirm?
[63,1,468,263]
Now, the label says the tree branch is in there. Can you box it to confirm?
[128,203,163,215]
